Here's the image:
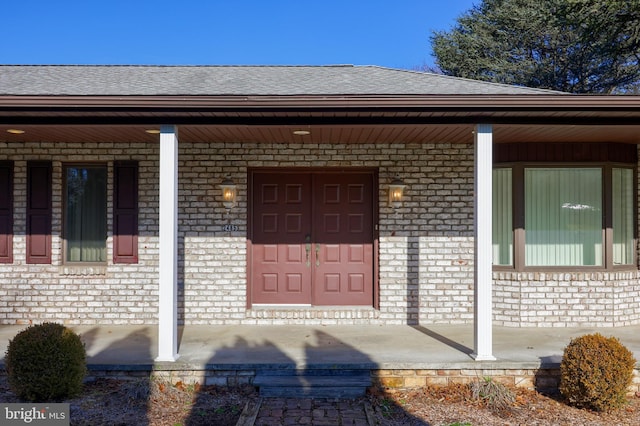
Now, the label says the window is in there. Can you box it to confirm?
[525,168,602,266]
[612,168,634,265]
[493,164,635,270]
[492,142,637,270]
[492,168,512,266]
[64,165,107,263]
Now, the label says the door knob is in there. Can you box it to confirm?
[305,234,311,267]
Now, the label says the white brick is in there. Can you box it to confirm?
[2,141,639,327]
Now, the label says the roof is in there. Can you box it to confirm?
[0,65,557,96]
[0,64,639,145]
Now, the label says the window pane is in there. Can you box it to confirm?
[525,168,602,266]
[492,168,513,266]
[613,168,634,265]
[65,167,107,262]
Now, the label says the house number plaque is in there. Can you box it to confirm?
[223,224,239,232]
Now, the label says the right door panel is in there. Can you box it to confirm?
[312,172,374,305]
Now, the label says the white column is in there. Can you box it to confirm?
[156,125,180,362]
[472,123,496,361]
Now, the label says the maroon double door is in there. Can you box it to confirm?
[249,169,376,306]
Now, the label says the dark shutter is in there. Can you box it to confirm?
[27,161,52,264]
[113,161,138,263]
[0,161,13,263]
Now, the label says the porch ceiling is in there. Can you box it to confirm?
[1,123,640,145]
[1,94,640,144]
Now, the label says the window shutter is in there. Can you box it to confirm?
[113,161,138,263]
[27,161,52,264]
[0,161,13,263]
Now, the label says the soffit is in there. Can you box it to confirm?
[1,94,639,144]
[1,123,639,145]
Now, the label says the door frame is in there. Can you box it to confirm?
[246,167,379,309]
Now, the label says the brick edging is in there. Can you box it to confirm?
[76,366,640,396]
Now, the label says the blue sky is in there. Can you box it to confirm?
[3,1,476,68]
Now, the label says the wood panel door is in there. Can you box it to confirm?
[250,172,312,304]
[312,173,374,305]
[250,170,375,306]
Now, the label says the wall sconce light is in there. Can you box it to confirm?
[389,176,406,209]
[219,177,237,210]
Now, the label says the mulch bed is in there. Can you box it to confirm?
[370,384,640,425]
[2,377,639,425]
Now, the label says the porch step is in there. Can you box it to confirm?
[254,369,371,398]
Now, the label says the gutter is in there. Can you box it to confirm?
[0,94,639,110]
[0,95,639,127]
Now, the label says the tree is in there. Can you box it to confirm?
[430,0,640,93]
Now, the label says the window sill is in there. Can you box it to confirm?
[493,266,639,273]
[493,269,640,281]
[60,265,107,276]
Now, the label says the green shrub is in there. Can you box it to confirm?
[5,322,86,402]
[559,333,636,412]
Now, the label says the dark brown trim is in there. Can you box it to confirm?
[494,161,637,272]
[1,94,640,109]
[0,94,639,126]
[495,143,637,163]
[26,161,52,264]
[513,164,525,271]
[0,161,13,263]
[3,114,640,128]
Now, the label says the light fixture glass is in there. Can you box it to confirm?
[292,130,311,136]
[389,176,406,209]
[6,129,25,134]
[219,177,237,210]
[145,129,161,134]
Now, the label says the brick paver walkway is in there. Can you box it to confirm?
[240,397,374,425]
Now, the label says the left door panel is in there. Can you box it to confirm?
[250,172,312,304]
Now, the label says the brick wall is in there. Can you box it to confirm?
[0,142,159,325]
[179,142,477,325]
[1,141,639,327]
[494,271,640,327]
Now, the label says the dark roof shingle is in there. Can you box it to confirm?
[0,65,558,96]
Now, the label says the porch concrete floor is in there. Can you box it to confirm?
[1,324,640,370]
